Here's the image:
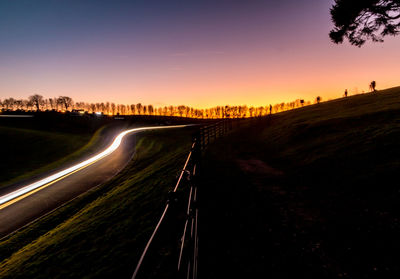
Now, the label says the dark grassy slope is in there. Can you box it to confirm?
[200,86,400,278]
[0,127,195,279]
[0,127,95,188]
[0,113,203,189]
[0,114,111,188]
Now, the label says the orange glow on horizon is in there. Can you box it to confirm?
[1,1,400,109]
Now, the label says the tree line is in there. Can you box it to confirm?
[0,94,319,118]
[0,82,378,118]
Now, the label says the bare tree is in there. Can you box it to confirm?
[369,80,377,92]
[14,99,23,110]
[130,104,136,115]
[148,105,154,115]
[177,105,186,117]
[136,103,142,115]
[249,107,255,117]
[168,105,174,116]
[111,103,116,115]
[57,96,73,110]
[29,94,44,111]
[120,104,126,115]
[49,98,56,110]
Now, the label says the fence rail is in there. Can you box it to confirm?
[131,119,240,279]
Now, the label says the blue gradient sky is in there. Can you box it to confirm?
[1,0,399,107]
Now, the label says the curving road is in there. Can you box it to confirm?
[0,125,190,238]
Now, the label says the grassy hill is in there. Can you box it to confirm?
[0,126,100,188]
[0,114,205,189]
[200,86,400,278]
[0,114,113,188]
[1,87,399,278]
[0,127,196,278]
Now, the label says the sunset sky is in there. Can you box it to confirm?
[0,0,399,108]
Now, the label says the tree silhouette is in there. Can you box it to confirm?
[129,104,135,115]
[177,105,185,117]
[49,98,56,110]
[136,103,142,115]
[330,0,400,47]
[29,94,44,111]
[57,96,73,110]
[316,96,322,104]
[370,80,377,92]
[169,106,173,116]
[148,105,154,115]
[3,98,15,110]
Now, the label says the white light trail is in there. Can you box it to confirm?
[0,125,190,207]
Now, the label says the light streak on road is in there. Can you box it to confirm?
[0,125,190,209]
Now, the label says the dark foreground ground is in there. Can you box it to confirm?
[0,127,197,278]
[0,112,208,189]
[200,87,400,278]
[1,87,400,278]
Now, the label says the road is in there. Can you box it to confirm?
[0,125,189,238]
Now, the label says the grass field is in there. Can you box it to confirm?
[0,127,195,278]
[0,113,116,188]
[0,126,100,188]
[0,114,208,189]
[1,87,399,278]
[200,86,400,278]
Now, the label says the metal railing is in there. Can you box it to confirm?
[131,119,240,279]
